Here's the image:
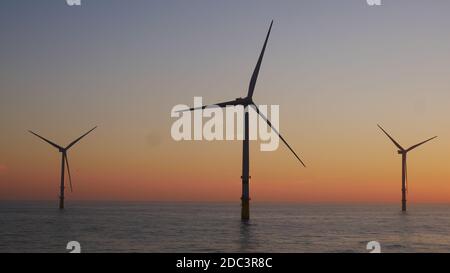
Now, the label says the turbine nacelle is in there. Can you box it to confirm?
[235,97,253,106]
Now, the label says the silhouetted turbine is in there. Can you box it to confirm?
[180,21,306,220]
[377,124,437,211]
[29,127,97,209]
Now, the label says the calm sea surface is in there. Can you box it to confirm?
[1,202,450,253]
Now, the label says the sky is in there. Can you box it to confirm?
[1,0,450,203]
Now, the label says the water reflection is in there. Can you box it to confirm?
[239,220,253,252]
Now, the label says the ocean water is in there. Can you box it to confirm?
[1,201,450,253]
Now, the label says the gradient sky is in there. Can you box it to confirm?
[1,0,450,203]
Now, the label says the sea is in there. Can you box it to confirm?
[1,201,450,253]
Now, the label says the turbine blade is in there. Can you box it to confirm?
[28,131,63,150]
[64,153,73,193]
[65,126,97,150]
[377,124,404,151]
[252,104,306,167]
[406,136,437,152]
[247,20,273,99]
[176,99,240,113]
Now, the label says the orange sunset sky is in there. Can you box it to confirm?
[1,0,450,203]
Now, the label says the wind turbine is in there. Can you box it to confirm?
[180,21,306,220]
[29,126,97,209]
[377,124,437,211]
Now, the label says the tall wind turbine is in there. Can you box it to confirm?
[29,127,97,209]
[180,21,306,220]
[377,124,437,211]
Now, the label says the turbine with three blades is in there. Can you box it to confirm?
[378,124,436,211]
[29,126,97,209]
[180,21,306,220]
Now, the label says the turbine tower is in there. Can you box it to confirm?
[29,126,97,209]
[180,21,306,220]
[377,124,437,211]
